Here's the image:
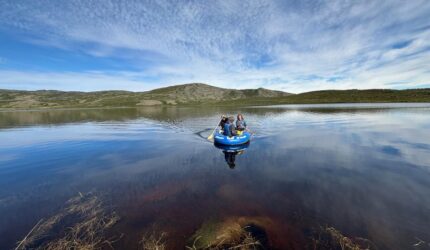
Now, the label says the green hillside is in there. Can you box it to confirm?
[229,88,430,106]
[0,83,429,110]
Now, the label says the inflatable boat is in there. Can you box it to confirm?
[214,141,250,151]
[214,130,251,145]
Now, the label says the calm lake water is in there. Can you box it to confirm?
[1,103,430,249]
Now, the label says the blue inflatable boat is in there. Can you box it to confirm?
[214,131,251,145]
[214,141,250,152]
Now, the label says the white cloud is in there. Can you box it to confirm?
[0,70,162,91]
[0,0,429,92]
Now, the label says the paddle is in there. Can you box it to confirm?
[245,128,255,137]
[246,128,255,134]
[207,117,223,140]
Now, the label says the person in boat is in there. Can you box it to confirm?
[223,116,237,137]
[219,115,228,129]
[236,113,247,131]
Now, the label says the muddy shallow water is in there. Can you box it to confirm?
[1,104,430,249]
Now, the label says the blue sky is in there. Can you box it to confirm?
[0,0,429,93]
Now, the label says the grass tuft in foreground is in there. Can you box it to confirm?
[15,192,119,250]
[15,195,379,249]
[309,226,377,250]
[140,231,167,250]
[186,218,267,250]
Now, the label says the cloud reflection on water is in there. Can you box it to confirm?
[0,104,429,249]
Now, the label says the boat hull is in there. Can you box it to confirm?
[214,131,251,145]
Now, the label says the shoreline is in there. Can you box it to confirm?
[1,101,430,112]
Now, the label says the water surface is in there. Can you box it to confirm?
[1,104,430,249]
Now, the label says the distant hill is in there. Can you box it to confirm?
[0,83,291,109]
[143,83,290,104]
[230,88,430,105]
[286,89,430,103]
[0,83,429,110]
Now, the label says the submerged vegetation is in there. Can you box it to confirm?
[186,217,269,249]
[309,226,377,250]
[17,194,376,250]
[15,193,119,250]
[140,231,167,250]
[1,83,429,110]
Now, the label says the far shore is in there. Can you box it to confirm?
[1,83,430,110]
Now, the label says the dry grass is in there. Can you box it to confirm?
[15,193,119,250]
[310,226,377,250]
[15,195,383,250]
[187,230,261,250]
[187,219,264,250]
[325,227,365,250]
[139,231,167,250]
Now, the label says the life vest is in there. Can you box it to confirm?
[236,120,247,130]
[223,123,232,136]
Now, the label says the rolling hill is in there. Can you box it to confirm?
[0,83,291,109]
[0,83,429,109]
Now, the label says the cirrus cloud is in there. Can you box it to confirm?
[0,0,429,92]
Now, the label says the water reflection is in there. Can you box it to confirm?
[2,103,430,129]
[0,104,430,249]
[214,142,250,169]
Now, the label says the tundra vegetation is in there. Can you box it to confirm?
[1,83,429,110]
[16,193,375,250]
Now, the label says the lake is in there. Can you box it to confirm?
[1,103,430,249]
